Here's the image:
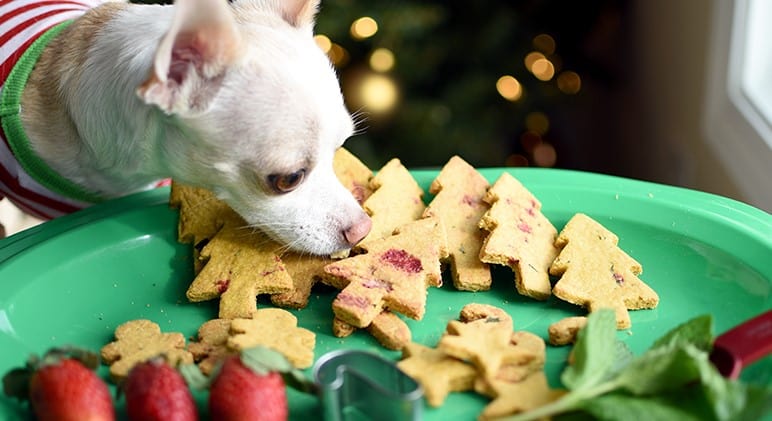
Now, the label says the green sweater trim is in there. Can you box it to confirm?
[0,20,104,204]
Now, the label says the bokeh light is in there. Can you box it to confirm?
[505,154,530,167]
[531,58,555,81]
[351,17,378,40]
[524,51,546,71]
[496,75,522,101]
[359,73,398,113]
[327,43,349,67]
[314,34,332,53]
[525,112,549,135]
[533,142,557,167]
[532,33,556,55]
[557,71,582,94]
[369,48,395,72]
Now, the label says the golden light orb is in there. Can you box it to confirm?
[360,73,398,113]
[524,51,546,72]
[369,48,395,72]
[496,75,522,101]
[327,43,349,67]
[351,17,378,40]
[314,35,332,53]
[531,58,555,81]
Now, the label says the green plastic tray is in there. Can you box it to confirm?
[1,167,770,420]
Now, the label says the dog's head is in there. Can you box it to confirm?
[137,0,371,255]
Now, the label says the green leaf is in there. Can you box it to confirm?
[689,348,772,421]
[733,384,772,421]
[608,339,634,376]
[578,393,702,421]
[178,363,210,392]
[240,346,294,375]
[615,344,703,395]
[238,346,318,394]
[561,309,619,391]
[651,314,713,352]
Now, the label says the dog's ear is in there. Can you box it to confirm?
[137,0,242,115]
[278,0,320,28]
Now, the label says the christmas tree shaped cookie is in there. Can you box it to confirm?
[423,156,491,291]
[332,310,413,350]
[478,172,558,300]
[172,148,372,313]
[323,217,448,328]
[169,182,240,246]
[169,182,242,273]
[270,252,333,309]
[549,213,659,329]
[333,147,374,204]
[357,158,426,249]
[187,218,293,319]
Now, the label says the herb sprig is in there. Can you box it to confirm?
[505,310,772,421]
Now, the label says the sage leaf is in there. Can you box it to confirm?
[561,309,618,391]
[577,393,702,421]
[615,344,704,395]
[651,314,713,352]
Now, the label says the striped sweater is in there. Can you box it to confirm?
[1,0,126,220]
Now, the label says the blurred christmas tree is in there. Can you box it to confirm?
[313,0,627,170]
[131,0,628,172]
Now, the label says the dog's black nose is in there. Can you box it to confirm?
[342,214,372,246]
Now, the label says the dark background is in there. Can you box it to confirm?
[314,0,632,174]
[132,0,760,208]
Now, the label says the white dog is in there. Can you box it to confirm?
[0,0,371,255]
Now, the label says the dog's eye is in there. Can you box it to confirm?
[267,169,306,193]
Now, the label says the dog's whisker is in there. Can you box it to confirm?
[350,108,370,135]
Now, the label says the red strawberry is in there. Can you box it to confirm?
[198,347,317,421]
[2,347,115,421]
[208,355,288,421]
[123,358,198,421]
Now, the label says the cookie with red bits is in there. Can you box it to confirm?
[270,253,334,309]
[423,156,492,291]
[478,172,559,300]
[186,219,293,319]
[322,217,448,328]
[356,158,426,250]
[549,213,659,329]
[332,311,413,350]
[333,147,374,205]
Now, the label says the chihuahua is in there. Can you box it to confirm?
[0,0,371,255]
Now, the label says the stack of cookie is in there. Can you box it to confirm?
[149,149,660,418]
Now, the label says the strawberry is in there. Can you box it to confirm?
[2,347,115,421]
[209,355,287,421]
[196,347,316,421]
[123,358,198,421]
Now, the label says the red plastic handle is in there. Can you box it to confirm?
[710,310,772,379]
